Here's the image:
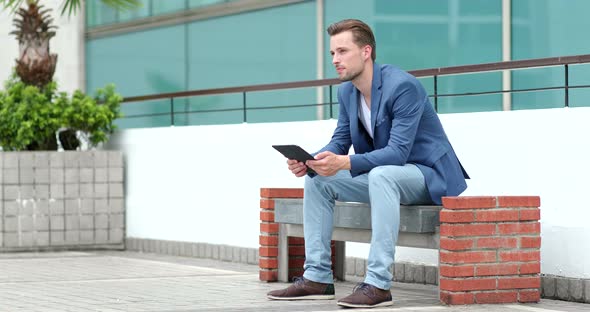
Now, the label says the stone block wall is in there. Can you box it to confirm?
[0,151,125,251]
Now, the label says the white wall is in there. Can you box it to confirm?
[0,0,84,93]
[107,107,590,279]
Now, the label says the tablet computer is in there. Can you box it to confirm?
[272,144,316,174]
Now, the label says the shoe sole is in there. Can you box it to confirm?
[336,300,393,308]
[267,294,335,300]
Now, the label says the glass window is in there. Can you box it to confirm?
[153,0,187,15]
[512,0,590,109]
[325,0,502,113]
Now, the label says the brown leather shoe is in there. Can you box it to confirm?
[267,277,335,300]
[337,282,393,308]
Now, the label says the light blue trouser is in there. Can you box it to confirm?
[302,164,432,290]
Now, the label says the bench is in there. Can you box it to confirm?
[259,188,542,305]
[274,198,441,282]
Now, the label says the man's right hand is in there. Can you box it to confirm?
[287,159,308,177]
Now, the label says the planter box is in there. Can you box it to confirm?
[0,151,125,251]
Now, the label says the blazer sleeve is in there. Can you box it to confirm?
[316,89,352,156]
[349,80,424,175]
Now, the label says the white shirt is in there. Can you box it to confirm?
[358,95,373,138]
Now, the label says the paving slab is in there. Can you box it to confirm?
[0,251,589,312]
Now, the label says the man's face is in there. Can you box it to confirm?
[329,31,369,82]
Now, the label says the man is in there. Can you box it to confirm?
[267,19,469,308]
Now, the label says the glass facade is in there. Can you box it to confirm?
[85,0,590,129]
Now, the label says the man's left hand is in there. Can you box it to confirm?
[306,151,350,176]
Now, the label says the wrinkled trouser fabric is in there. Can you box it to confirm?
[302,164,432,289]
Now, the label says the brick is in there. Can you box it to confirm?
[288,269,304,280]
[65,168,79,183]
[260,223,278,234]
[95,168,108,182]
[498,277,540,289]
[425,266,438,285]
[476,237,518,249]
[94,152,108,168]
[34,152,49,168]
[3,153,19,167]
[260,188,303,198]
[2,168,19,184]
[439,210,474,223]
[109,198,124,213]
[288,257,305,268]
[49,153,64,168]
[498,222,540,235]
[440,291,474,305]
[394,262,404,281]
[35,168,50,184]
[499,251,540,262]
[442,196,496,209]
[475,291,518,304]
[440,278,496,291]
[260,199,275,209]
[4,186,19,200]
[519,290,540,302]
[259,258,278,269]
[260,211,274,222]
[440,224,496,237]
[475,264,519,276]
[36,185,50,199]
[520,208,540,221]
[259,270,277,281]
[259,247,278,257]
[35,231,50,246]
[569,279,584,301]
[440,238,474,251]
[50,184,64,199]
[476,210,519,222]
[259,235,278,246]
[440,265,474,278]
[109,228,124,243]
[108,167,123,182]
[498,196,540,208]
[288,237,305,245]
[556,277,569,300]
[80,168,94,183]
[106,151,122,167]
[520,236,541,249]
[95,183,108,198]
[440,251,496,264]
[79,152,94,168]
[542,275,556,298]
[20,168,34,184]
[288,246,305,256]
[64,152,80,168]
[50,216,65,230]
[109,183,124,198]
[19,153,33,167]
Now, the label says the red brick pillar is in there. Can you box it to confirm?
[259,188,339,282]
[439,196,541,305]
[259,188,303,282]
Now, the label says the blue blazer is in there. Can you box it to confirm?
[317,63,469,204]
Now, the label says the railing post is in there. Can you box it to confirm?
[170,98,175,126]
[565,64,569,107]
[329,85,333,119]
[243,91,247,123]
[434,75,438,112]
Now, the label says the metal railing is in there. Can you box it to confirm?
[121,54,590,125]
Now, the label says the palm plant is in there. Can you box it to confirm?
[2,0,139,88]
[0,0,136,151]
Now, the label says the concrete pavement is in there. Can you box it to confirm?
[1,251,588,312]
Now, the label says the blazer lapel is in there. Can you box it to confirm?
[370,63,383,134]
[350,87,359,137]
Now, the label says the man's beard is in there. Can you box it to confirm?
[339,68,362,82]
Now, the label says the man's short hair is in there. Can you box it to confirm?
[327,19,376,62]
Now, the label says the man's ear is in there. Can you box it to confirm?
[363,45,372,61]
